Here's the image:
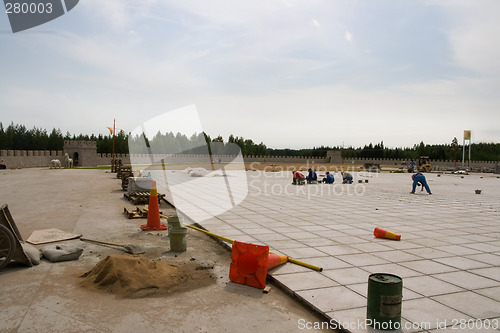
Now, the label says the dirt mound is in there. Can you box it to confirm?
[80,254,216,298]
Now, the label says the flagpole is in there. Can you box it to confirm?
[468,132,471,168]
[112,119,116,166]
[462,136,465,168]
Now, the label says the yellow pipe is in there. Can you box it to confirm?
[156,212,323,272]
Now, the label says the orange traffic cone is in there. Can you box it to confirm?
[141,181,167,231]
[267,253,288,269]
[374,226,401,241]
[229,241,289,289]
[229,241,269,289]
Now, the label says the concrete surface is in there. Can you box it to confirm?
[0,168,329,333]
[166,168,500,333]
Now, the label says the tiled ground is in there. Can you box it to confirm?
[166,169,500,332]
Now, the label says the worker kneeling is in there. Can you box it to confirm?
[341,171,353,184]
[292,170,306,185]
[322,171,335,184]
[306,168,317,184]
[411,172,432,194]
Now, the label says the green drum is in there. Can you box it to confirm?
[169,227,187,252]
[167,216,181,229]
[367,273,402,331]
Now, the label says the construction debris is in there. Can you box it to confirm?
[123,206,163,219]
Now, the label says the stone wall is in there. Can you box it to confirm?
[2,149,498,170]
[0,150,65,168]
[340,157,497,169]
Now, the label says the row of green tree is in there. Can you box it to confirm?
[0,122,129,154]
[1,122,499,161]
[340,140,500,161]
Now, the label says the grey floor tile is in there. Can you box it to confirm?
[282,247,330,259]
[300,238,339,247]
[350,242,394,253]
[362,263,423,278]
[428,326,500,333]
[433,271,499,290]
[463,243,500,253]
[432,291,500,319]
[254,233,291,241]
[434,257,491,270]
[372,250,422,263]
[469,267,500,282]
[297,286,367,312]
[282,231,322,240]
[273,271,338,291]
[403,248,456,260]
[475,286,500,302]
[402,298,471,330]
[465,253,500,266]
[322,267,371,285]
[336,253,389,267]
[399,260,458,275]
[433,244,482,256]
[302,256,353,270]
[404,276,464,296]
[316,245,362,256]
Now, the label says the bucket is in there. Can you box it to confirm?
[169,227,187,252]
[367,273,402,331]
[167,216,181,229]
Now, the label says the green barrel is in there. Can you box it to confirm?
[167,216,181,229]
[367,273,402,331]
[169,227,187,252]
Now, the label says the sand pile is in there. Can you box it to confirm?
[81,254,215,298]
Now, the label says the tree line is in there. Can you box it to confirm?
[1,122,499,161]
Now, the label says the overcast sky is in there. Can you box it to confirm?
[1,0,499,149]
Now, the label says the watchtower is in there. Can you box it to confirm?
[326,150,342,164]
[63,140,97,167]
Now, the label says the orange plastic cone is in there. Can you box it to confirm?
[374,226,401,241]
[229,241,269,289]
[267,253,288,269]
[141,181,167,231]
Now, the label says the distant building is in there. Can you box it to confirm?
[326,150,342,163]
[63,140,97,167]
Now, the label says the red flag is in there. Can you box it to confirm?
[107,127,113,135]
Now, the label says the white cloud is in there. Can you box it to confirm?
[310,19,320,28]
[345,30,352,41]
[433,1,500,76]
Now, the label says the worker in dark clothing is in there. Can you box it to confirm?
[411,172,432,194]
[306,168,317,183]
[341,171,353,184]
[322,171,335,183]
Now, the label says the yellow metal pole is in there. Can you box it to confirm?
[156,212,323,272]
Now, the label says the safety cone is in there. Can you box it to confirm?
[141,181,167,231]
[229,241,290,289]
[374,226,401,241]
[229,241,269,289]
[267,253,288,269]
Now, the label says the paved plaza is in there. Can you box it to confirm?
[172,168,500,332]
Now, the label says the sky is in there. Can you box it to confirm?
[1,0,499,150]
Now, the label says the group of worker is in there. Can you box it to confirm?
[292,169,353,185]
[291,168,432,195]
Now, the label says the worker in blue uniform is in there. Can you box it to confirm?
[411,172,432,194]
